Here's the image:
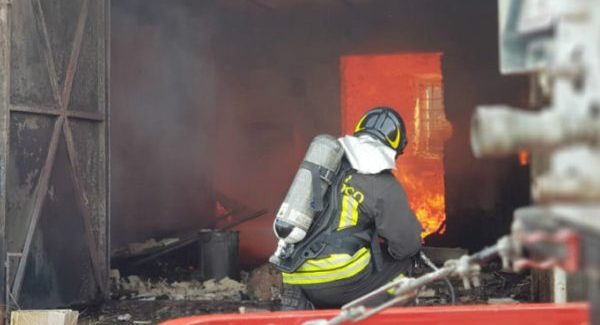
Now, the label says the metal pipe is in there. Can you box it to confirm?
[470,105,600,158]
[420,251,456,304]
[554,268,567,303]
[0,0,10,315]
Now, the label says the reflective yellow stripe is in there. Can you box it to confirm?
[386,128,401,149]
[298,253,355,272]
[386,273,405,295]
[354,115,367,133]
[282,248,371,285]
[337,195,359,230]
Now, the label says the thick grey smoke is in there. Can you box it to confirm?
[111,1,217,249]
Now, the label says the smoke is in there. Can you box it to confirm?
[110,0,531,267]
[111,0,217,249]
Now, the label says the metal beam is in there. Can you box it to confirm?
[10,105,60,116]
[102,0,110,299]
[0,0,12,312]
[11,105,105,122]
[11,116,64,302]
[32,0,62,107]
[63,119,107,295]
[61,0,88,111]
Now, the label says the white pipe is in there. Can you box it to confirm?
[553,268,567,303]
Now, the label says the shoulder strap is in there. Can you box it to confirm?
[370,231,384,271]
[273,161,352,273]
[300,160,337,212]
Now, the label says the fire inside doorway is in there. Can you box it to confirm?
[341,53,452,240]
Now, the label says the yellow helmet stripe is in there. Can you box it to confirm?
[386,128,401,149]
[354,114,368,133]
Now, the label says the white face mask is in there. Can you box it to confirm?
[338,135,397,174]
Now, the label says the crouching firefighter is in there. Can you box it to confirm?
[269,106,423,310]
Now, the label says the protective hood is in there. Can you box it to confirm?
[338,135,397,174]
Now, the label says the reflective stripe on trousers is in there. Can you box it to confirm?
[282,247,371,285]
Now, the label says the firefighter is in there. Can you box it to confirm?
[278,107,422,310]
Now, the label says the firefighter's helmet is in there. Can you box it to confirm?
[354,106,408,156]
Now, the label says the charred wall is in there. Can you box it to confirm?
[110,0,530,266]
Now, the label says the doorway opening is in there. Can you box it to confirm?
[340,53,452,239]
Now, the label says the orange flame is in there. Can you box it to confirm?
[518,149,529,166]
[395,169,446,238]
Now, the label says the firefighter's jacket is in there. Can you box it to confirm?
[281,170,422,286]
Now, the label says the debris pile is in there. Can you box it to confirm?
[246,264,283,301]
[113,272,246,301]
[126,238,181,255]
[412,261,531,305]
[81,267,277,324]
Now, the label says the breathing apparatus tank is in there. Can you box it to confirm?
[270,134,345,261]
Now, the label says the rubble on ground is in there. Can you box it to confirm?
[487,297,519,305]
[112,271,246,301]
[246,263,283,301]
[80,258,530,324]
[111,238,182,258]
[127,238,180,255]
[412,261,531,306]
[116,313,132,321]
[77,300,278,325]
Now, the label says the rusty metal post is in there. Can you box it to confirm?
[0,0,11,320]
[102,0,111,300]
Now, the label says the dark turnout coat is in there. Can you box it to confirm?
[282,169,422,308]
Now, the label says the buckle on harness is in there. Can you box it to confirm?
[304,242,325,258]
[320,168,335,185]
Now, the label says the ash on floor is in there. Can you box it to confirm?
[77,262,530,324]
[113,275,246,301]
[77,265,282,324]
[77,300,278,324]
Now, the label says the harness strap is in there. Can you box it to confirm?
[301,161,336,212]
[370,233,384,271]
[304,225,366,258]
[316,225,384,272]
[322,226,368,253]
